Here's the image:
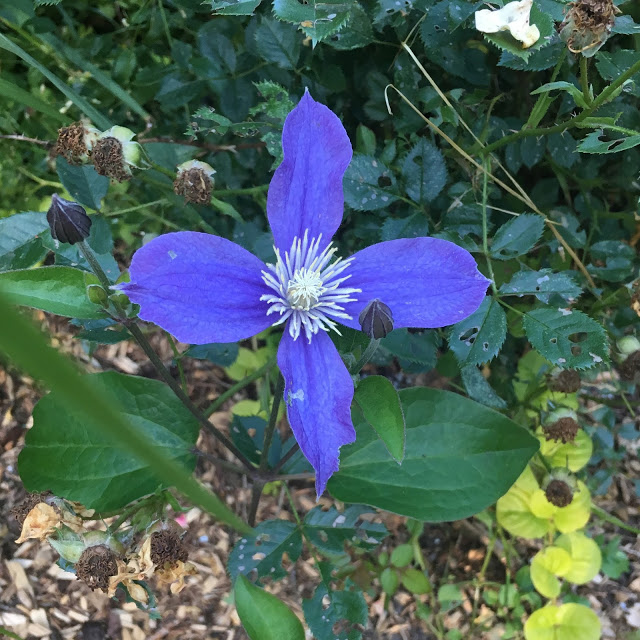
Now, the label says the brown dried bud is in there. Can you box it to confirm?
[545,479,574,507]
[619,350,640,382]
[149,530,188,567]
[560,0,619,57]
[543,416,580,443]
[55,122,98,164]
[76,545,118,592]
[92,137,130,182]
[549,369,581,393]
[11,492,52,527]
[47,194,92,244]
[173,160,215,205]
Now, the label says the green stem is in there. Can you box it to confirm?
[166,333,187,394]
[579,56,592,106]
[107,493,162,533]
[271,441,300,475]
[350,338,381,374]
[204,356,276,417]
[591,504,640,535]
[536,451,553,473]
[213,184,269,197]
[481,159,498,296]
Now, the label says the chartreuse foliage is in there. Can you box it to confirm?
[1,0,639,637]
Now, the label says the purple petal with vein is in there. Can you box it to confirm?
[120,232,272,344]
[267,91,352,253]
[277,330,356,496]
[340,237,491,330]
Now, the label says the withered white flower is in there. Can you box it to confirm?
[475,0,541,48]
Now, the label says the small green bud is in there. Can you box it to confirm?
[86,284,108,307]
[617,336,640,358]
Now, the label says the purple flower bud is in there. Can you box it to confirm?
[47,194,92,245]
[359,299,394,339]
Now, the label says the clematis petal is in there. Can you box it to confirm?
[341,238,491,330]
[120,232,272,344]
[267,91,352,252]
[277,330,355,496]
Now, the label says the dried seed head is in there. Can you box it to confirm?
[560,0,618,57]
[93,137,130,182]
[55,122,99,164]
[549,369,581,393]
[619,350,640,382]
[359,299,394,339]
[173,161,215,205]
[11,492,52,527]
[543,416,581,443]
[75,544,118,592]
[545,479,574,507]
[47,194,92,244]
[149,530,188,567]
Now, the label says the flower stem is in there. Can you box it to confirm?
[350,338,381,374]
[204,356,276,417]
[78,241,257,473]
[579,56,592,106]
[271,441,301,475]
[481,159,498,296]
[213,184,269,198]
[591,504,640,535]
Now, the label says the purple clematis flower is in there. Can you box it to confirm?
[120,92,490,495]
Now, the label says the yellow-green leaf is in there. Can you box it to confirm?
[538,429,593,472]
[555,532,602,584]
[524,603,600,640]
[530,547,572,598]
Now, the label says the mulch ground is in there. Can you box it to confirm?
[1,313,639,640]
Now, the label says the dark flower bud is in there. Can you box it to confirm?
[548,369,581,394]
[173,160,216,205]
[149,529,188,567]
[47,194,92,245]
[359,299,394,339]
[75,544,118,592]
[545,479,574,507]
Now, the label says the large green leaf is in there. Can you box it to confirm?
[235,575,305,640]
[19,372,200,511]
[272,0,354,43]
[343,154,398,211]
[0,212,49,271]
[490,213,545,260]
[402,138,447,204]
[328,387,539,521]
[254,17,301,70]
[0,266,104,318]
[56,158,110,210]
[499,269,583,303]
[523,307,609,369]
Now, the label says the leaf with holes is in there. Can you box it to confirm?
[490,213,545,260]
[272,0,354,43]
[303,581,368,640]
[402,138,447,204]
[228,520,302,583]
[448,297,507,366]
[499,269,582,303]
[303,505,387,556]
[577,130,640,154]
[343,154,398,211]
[523,308,609,370]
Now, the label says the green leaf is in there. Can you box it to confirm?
[390,543,413,568]
[303,582,368,640]
[380,214,430,242]
[303,505,387,556]
[499,269,583,303]
[587,240,635,282]
[577,130,640,154]
[329,387,539,521]
[499,41,565,71]
[402,138,447,204]
[402,569,432,595]
[325,3,373,50]
[354,375,405,462]
[0,77,71,124]
[595,50,640,98]
[0,266,104,318]
[448,297,507,366]
[379,329,438,368]
[531,81,589,110]
[595,535,629,579]
[0,212,49,271]
[343,154,398,211]
[0,293,250,533]
[56,158,110,210]
[272,0,354,43]
[19,371,199,510]
[490,213,545,260]
[210,0,262,14]
[380,567,400,595]
[460,365,507,409]
[255,17,301,69]
[228,520,303,583]
[184,342,239,366]
[234,575,305,640]
[523,307,609,369]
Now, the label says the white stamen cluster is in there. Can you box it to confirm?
[261,231,361,342]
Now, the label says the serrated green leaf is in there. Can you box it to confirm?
[255,17,301,69]
[402,138,447,204]
[577,129,640,154]
[234,575,305,640]
[329,387,539,521]
[355,375,405,462]
[460,365,507,409]
[325,3,373,50]
[210,0,262,15]
[303,582,368,640]
[499,41,565,72]
[490,213,545,260]
[546,133,578,168]
[380,214,430,242]
[56,158,109,210]
[587,240,635,282]
[228,521,303,583]
[272,0,354,43]
[379,328,438,368]
[523,307,609,369]
[19,372,200,510]
[343,154,398,211]
[499,269,582,303]
[303,505,387,556]
[449,297,507,365]
[595,50,640,97]
[0,266,104,318]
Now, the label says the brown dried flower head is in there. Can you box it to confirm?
[173,160,216,205]
[55,122,99,164]
[149,529,189,567]
[76,544,118,592]
[11,491,52,527]
[548,369,581,394]
[619,350,640,381]
[93,137,130,182]
[15,498,83,544]
[560,0,619,57]
[543,416,580,443]
[545,479,574,507]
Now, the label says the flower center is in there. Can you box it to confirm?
[261,232,361,342]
